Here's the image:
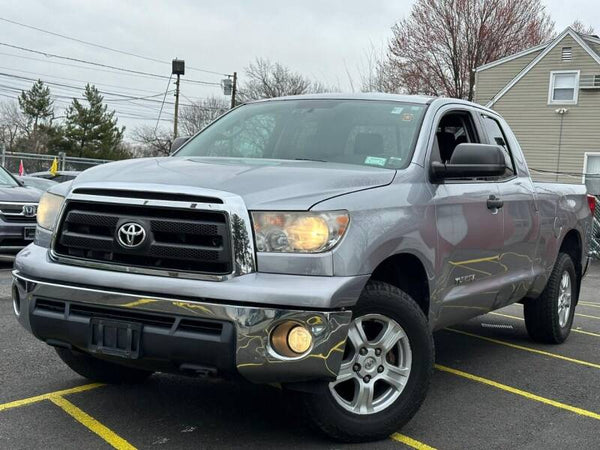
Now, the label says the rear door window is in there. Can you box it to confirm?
[481,115,516,176]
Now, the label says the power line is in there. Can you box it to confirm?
[0,50,175,82]
[0,42,222,86]
[0,65,163,94]
[0,16,230,76]
[529,167,600,178]
[155,75,172,133]
[0,90,173,122]
[0,72,194,106]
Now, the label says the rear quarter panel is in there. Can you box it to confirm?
[528,182,591,297]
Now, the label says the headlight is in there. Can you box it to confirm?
[251,211,349,253]
[37,192,65,231]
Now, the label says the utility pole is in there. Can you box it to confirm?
[231,72,237,109]
[173,75,180,138]
[223,72,238,109]
[172,59,185,138]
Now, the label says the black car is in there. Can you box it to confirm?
[29,170,81,183]
[0,167,41,253]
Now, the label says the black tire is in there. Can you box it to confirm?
[55,348,153,384]
[524,253,577,344]
[302,281,434,443]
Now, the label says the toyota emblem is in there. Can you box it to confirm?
[117,222,146,248]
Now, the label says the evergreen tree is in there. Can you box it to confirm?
[64,84,125,159]
[18,80,54,134]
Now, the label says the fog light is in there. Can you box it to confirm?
[287,326,312,354]
[12,285,20,317]
[271,321,313,357]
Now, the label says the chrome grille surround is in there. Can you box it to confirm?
[49,183,256,281]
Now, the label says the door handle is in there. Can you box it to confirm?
[487,195,504,210]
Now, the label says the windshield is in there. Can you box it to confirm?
[175,99,426,169]
[0,167,19,187]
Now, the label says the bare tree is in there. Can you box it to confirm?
[571,20,595,36]
[379,0,554,100]
[179,96,229,136]
[359,45,405,93]
[0,100,27,151]
[237,58,334,102]
[131,126,173,157]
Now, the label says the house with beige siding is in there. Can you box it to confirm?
[474,27,600,192]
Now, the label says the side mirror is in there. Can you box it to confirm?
[431,143,507,180]
[170,136,190,153]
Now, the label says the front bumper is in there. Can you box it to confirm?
[0,220,36,253]
[13,270,353,383]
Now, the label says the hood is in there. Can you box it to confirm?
[0,185,42,202]
[72,157,395,209]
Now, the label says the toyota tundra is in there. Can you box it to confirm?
[12,94,592,442]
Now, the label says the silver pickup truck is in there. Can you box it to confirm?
[12,94,592,442]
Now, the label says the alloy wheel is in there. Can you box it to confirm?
[557,271,572,328]
[329,314,412,415]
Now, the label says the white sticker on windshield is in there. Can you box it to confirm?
[364,156,387,167]
[390,107,404,115]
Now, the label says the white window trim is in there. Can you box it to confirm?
[582,151,600,184]
[548,70,580,105]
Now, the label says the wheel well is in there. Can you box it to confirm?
[560,229,583,299]
[369,254,430,317]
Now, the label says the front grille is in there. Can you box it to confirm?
[0,203,37,223]
[54,200,232,275]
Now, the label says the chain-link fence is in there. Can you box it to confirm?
[590,196,600,258]
[1,150,110,174]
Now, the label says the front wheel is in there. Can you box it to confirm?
[302,281,434,442]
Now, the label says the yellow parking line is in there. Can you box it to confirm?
[577,313,600,320]
[572,329,600,337]
[580,302,600,309]
[446,328,600,369]
[488,312,600,337]
[489,311,523,321]
[435,364,600,420]
[50,396,136,450]
[0,383,104,412]
[390,433,437,449]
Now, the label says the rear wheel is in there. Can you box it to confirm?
[55,348,153,384]
[524,253,577,344]
[302,281,434,442]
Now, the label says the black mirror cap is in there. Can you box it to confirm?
[450,143,506,166]
[170,136,191,154]
[432,143,507,181]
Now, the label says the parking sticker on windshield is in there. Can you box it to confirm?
[364,156,387,167]
[390,107,404,115]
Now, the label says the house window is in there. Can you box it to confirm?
[548,71,580,104]
[584,153,600,195]
[562,47,573,61]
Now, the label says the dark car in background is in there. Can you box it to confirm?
[16,176,58,192]
[29,170,81,183]
[0,167,40,253]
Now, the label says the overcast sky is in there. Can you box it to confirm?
[0,0,597,139]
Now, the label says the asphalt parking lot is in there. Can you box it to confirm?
[1,261,599,449]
